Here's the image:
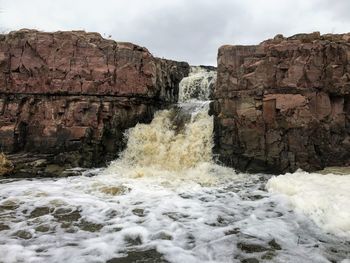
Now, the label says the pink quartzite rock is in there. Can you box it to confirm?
[0,29,188,99]
[0,30,189,169]
[213,32,350,173]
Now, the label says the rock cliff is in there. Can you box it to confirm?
[213,32,350,173]
[0,29,189,170]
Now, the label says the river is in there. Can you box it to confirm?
[0,68,349,263]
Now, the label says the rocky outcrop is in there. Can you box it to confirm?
[213,32,350,173]
[0,29,189,171]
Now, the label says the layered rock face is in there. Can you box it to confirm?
[213,32,350,173]
[0,29,189,168]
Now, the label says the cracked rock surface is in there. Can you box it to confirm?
[213,32,350,173]
[0,29,189,171]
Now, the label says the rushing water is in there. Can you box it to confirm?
[0,68,349,263]
[178,66,216,102]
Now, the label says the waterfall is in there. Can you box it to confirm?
[118,102,213,171]
[0,66,349,263]
[113,66,217,171]
[178,66,216,102]
[104,66,224,183]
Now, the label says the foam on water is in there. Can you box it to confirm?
[1,171,349,263]
[0,70,349,262]
[266,170,350,237]
[102,101,228,188]
[110,102,212,171]
[178,66,216,102]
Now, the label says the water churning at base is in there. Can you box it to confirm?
[119,102,213,171]
[0,67,349,263]
[106,67,217,177]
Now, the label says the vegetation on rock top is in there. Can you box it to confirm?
[0,153,14,176]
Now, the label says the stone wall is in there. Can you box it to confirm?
[213,32,350,173]
[0,29,189,168]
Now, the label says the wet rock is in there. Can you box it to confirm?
[261,251,276,260]
[124,235,143,246]
[0,223,10,231]
[241,258,259,263]
[247,195,264,201]
[163,212,189,221]
[35,224,50,233]
[268,239,282,250]
[152,231,173,240]
[132,208,145,217]
[3,153,73,178]
[64,227,78,233]
[318,166,350,175]
[111,227,123,232]
[214,32,350,173]
[13,230,32,239]
[186,234,196,249]
[217,215,226,224]
[107,249,168,263]
[105,209,119,219]
[100,186,129,196]
[0,200,19,210]
[29,206,52,218]
[53,208,81,222]
[78,220,103,232]
[237,242,269,253]
[225,228,240,235]
[44,165,67,177]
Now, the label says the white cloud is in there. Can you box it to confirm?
[0,0,349,65]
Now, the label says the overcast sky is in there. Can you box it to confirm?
[0,0,349,65]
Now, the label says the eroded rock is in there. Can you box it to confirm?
[213,32,350,173]
[0,30,189,172]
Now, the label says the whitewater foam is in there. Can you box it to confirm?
[104,101,221,186]
[1,171,349,263]
[266,170,350,237]
[178,66,216,102]
[0,68,349,262]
